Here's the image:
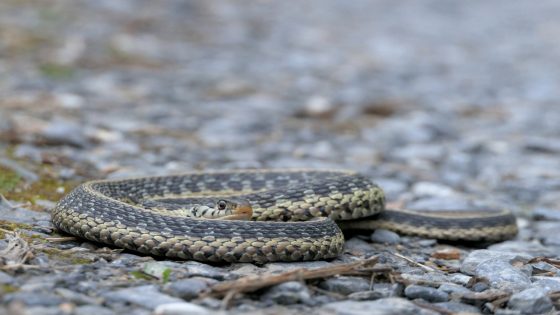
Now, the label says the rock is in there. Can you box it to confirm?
[102,285,185,310]
[434,301,481,314]
[165,278,210,300]
[471,282,489,292]
[370,229,400,244]
[41,120,89,147]
[321,297,439,315]
[371,283,404,298]
[343,237,375,256]
[534,221,560,246]
[261,281,311,305]
[531,277,560,293]
[410,182,457,198]
[0,271,14,284]
[447,273,473,286]
[530,261,560,275]
[54,288,100,305]
[404,284,449,302]
[348,291,384,301]
[437,283,471,296]
[153,302,213,315]
[488,241,556,257]
[182,261,231,280]
[73,305,116,315]
[143,262,173,280]
[460,250,533,275]
[0,158,39,182]
[474,260,531,292]
[2,292,63,306]
[508,287,553,314]
[533,207,560,221]
[319,276,370,295]
[407,197,474,211]
[374,178,408,200]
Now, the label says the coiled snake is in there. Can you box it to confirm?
[51,170,517,263]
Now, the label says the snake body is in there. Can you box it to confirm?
[51,170,518,263]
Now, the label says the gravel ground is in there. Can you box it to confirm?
[1,1,560,314]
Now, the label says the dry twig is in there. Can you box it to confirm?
[211,256,379,297]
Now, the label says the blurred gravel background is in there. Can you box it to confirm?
[1,1,560,314]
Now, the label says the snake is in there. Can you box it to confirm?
[51,169,518,263]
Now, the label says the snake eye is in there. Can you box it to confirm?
[217,200,227,210]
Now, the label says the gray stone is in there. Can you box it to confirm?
[343,237,375,256]
[319,276,370,295]
[447,273,473,286]
[348,291,384,301]
[437,283,471,296]
[0,271,14,284]
[2,292,63,306]
[375,178,408,200]
[461,250,533,275]
[54,288,100,305]
[531,261,560,274]
[261,281,311,305]
[73,305,116,315]
[371,283,404,297]
[531,276,560,293]
[321,297,439,315]
[508,287,553,314]
[534,221,560,246]
[404,284,449,302]
[42,120,89,147]
[370,229,401,244]
[153,302,213,315]
[165,278,209,300]
[434,301,481,314]
[474,260,531,292]
[182,261,230,280]
[102,285,185,310]
[19,306,62,315]
[533,207,560,221]
[488,241,556,257]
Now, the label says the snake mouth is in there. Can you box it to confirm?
[218,201,253,221]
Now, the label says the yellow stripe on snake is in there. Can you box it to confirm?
[51,170,518,263]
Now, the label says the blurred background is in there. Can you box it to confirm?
[1,0,560,214]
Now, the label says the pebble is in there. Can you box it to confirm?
[437,283,471,296]
[164,278,210,300]
[507,287,554,314]
[460,250,533,275]
[261,281,311,305]
[348,291,384,301]
[434,301,481,314]
[2,292,63,306]
[370,283,404,298]
[488,241,556,257]
[533,207,560,221]
[322,297,439,315]
[319,277,370,295]
[181,261,231,280]
[153,302,213,315]
[73,305,116,315]
[0,271,15,284]
[102,285,185,310]
[404,284,449,302]
[530,277,560,293]
[370,229,401,244]
[42,120,89,147]
[473,260,531,292]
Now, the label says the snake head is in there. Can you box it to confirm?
[214,199,253,221]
